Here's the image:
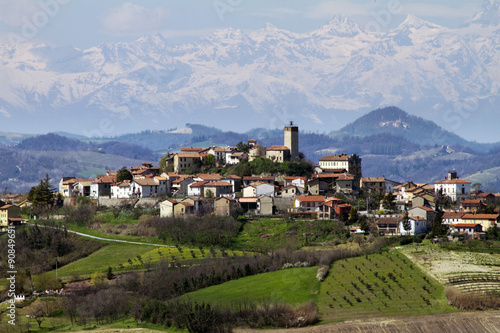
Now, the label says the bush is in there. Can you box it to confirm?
[445,287,500,310]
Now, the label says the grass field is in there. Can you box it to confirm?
[233,218,344,251]
[181,266,320,307]
[318,250,457,321]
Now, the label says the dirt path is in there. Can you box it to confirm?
[235,311,500,333]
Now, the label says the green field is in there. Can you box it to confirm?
[179,250,457,323]
[318,251,457,321]
[181,266,320,307]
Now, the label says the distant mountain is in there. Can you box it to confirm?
[0,2,499,141]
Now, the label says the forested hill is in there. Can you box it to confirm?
[336,107,493,151]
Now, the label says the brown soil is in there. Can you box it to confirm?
[235,310,500,333]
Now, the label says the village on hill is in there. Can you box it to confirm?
[3,122,499,240]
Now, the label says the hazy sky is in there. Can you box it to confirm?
[0,0,484,48]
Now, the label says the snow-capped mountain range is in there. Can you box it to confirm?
[0,1,499,142]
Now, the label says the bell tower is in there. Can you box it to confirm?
[284,121,299,160]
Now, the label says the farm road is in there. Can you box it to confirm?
[235,310,500,333]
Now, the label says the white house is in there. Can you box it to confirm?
[90,176,116,199]
[434,171,471,202]
[187,181,207,197]
[242,182,276,198]
[399,216,428,235]
[130,178,159,198]
[294,196,326,212]
[111,180,132,199]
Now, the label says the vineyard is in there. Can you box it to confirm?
[318,251,455,321]
[446,272,500,295]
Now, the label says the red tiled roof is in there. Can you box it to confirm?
[337,174,355,181]
[181,148,202,152]
[452,223,481,228]
[442,212,466,219]
[204,181,233,187]
[295,195,326,202]
[243,176,274,181]
[284,176,306,181]
[266,145,290,151]
[414,206,436,212]
[190,181,208,187]
[196,173,223,180]
[94,176,116,184]
[362,177,385,182]
[434,178,471,184]
[238,197,259,203]
[462,214,499,220]
[461,199,482,204]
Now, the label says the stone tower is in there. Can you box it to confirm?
[284,121,299,160]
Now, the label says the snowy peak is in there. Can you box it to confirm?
[466,0,500,26]
[313,14,361,37]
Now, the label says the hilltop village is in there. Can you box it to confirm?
[3,122,499,239]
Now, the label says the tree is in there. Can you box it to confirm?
[116,166,133,182]
[204,154,215,167]
[236,141,251,153]
[402,213,411,234]
[348,206,358,224]
[472,182,482,192]
[359,215,371,233]
[28,173,55,208]
[431,211,446,237]
[382,193,396,212]
[106,266,115,280]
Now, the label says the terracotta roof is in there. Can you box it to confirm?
[180,202,195,207]
[266,145,290,151]
[337,174,355,181]
[461,199,482,204]
[248,139,257,143]
[442,212,466,219]
[190,181,208,187]
[212,147,232,152]
[133,178,158,186]
[93,176,116,184]
[231,152,245,157]
[284,176,306,181]
[409,216,427,221]
[462,214,499,220]
[435,178,471,184]
[452,223,482,228]
[295,195,326,202]
[181,148,202,152]
[196,173,223,180]
[477,192,495,198]
[204,181,233,187]
[239,197,259,203]
[0,204,14,209]
[226,174,241,180]
[243,176,274,181]
[176,153,202,158]
[312,173,343,179]
[319,154,353,161]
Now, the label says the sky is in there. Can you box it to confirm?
[0,0,484,49]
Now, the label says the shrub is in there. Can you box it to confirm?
[445,287,500,310]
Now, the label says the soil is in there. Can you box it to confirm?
[235,310,500,333]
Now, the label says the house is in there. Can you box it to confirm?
[336,173,356,193]
[130,162,160,178]
[215,197,237,216]
[476,192,496,203]
[110,180,132,199]
[384,179,402,193]
[460,199,486,213]
[59,177,76,196]
[0,203,23,230]
[461,214,499,231]
[207,147,235,165]
[280,185,299,197]
[187,181,208,197]
[361,177,385,195]
[434,171,471,203]
[399,216,428,235]
[266,145,291,163]
[318,154,362,180]
[248,144,266,162]
[90,176,116,198]
[130,178,160,198]
[284,176,306,189]
[375,216,400,235]
[408,206,436,229]
[174,153,204,174]
[203,182,234,198]
[242,182,277,198]
[394,181,427,205]
[450,223,482,236]
[317,197,350,219]
[307,178,329,195]
[160,199,177,217]
[238,196,273,215]
[173,201,195,217]
[294,196,326,212]
[242,176,275,187]
[442,211,466,225]
[172,177,195,197]
[73,180,92,197]
[227,152,247,165]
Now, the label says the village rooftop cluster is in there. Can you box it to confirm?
[1,123,499,239]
